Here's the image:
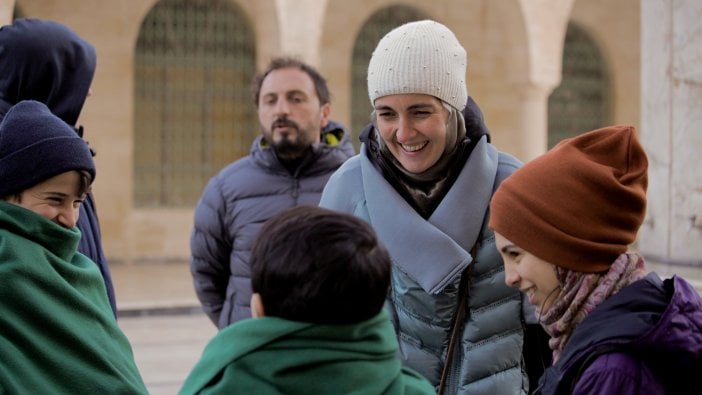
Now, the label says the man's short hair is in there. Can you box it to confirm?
[251,56,331,107]
[250,205,390,325]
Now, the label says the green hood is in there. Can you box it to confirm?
[180,309,434,394]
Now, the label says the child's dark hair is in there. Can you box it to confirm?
[250,205,391,325]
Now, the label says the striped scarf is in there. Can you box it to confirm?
[538,252,648,363]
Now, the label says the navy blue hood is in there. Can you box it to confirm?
[0,18,96,127]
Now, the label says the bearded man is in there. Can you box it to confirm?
[190,57,354,329]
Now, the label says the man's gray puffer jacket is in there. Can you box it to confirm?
[190,121,354,329]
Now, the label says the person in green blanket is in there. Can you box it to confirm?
[180,205,436,395]
[0,100,147,394]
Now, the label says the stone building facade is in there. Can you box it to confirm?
[1,0,699,268]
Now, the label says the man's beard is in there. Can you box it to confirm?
[272,134,312,160]
[267,117,315,160]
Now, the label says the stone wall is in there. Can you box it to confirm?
[639,0,702,266]
[1,0,666,265]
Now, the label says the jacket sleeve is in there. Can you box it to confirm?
[77,193,118,318]
[190,176,231,326]
[572,352,663,395]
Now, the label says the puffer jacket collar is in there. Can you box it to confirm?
[360,136,497,294]
[250,119,354,177]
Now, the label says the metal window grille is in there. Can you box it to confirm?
[350,6,428,150]
[548,23,610,148]
[134,0,256,207]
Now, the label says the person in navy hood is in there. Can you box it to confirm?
[0,18,117,316]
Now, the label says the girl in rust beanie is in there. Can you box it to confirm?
[489,125,702,394]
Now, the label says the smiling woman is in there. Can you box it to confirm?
[373,94,450,174]
[319,19,544,395]
[489,125,702,394]
[495,233,561,315]
[0,100,148,394]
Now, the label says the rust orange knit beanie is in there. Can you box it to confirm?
[489,125,648,273]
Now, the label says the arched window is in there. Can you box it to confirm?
[548,23,610,148]
[134,0,256,207]
[350,6,428,149]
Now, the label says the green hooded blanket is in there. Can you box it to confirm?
[180,309,435,394]
[0,202,147,394]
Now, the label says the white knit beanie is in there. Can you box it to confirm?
[367,20,468,111]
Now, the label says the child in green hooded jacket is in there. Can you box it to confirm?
[180,206,435,394]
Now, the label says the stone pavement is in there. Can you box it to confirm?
[111,261,214,394]
[119,312,215,395]
[111,260,201,316]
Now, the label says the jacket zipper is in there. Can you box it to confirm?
[292,178,300,199]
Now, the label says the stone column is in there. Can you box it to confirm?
[275,0,328,67]
[0,1,15,24]
[485,83,551,162]
[639,0,702,266]
[485,0,573,162]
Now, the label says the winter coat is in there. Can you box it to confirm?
[537,272,702,395]
[0,18,116,315]
[0,201,147,394]
[190,121,355,328]
[179,310,436,395]
[319,136,528,395]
